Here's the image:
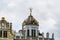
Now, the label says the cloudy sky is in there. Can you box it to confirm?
[0,0,60,40]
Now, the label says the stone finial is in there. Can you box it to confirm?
[46,32,49,38]
[30,8,32,16]
[1,17,5,20]
[52,33,54,38]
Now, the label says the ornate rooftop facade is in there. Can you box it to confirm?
[0,8,55,40]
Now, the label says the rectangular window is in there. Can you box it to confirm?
[32,30,33,37]
[34,30,36,37]
[27,30,29,37]
[32,30,36,37]
[0,31,2,37]
[4,31,7,38]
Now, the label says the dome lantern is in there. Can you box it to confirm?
[1,17,5,20]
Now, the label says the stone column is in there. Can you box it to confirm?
[42,32,44,40]
[36,29,38,37]
[25,29,27,39]
[37,30,39,40]
[30,29,31,37]
[20,32,21,39]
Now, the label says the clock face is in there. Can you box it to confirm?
[2,23,5,27]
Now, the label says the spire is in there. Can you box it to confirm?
[30,8,32,16]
